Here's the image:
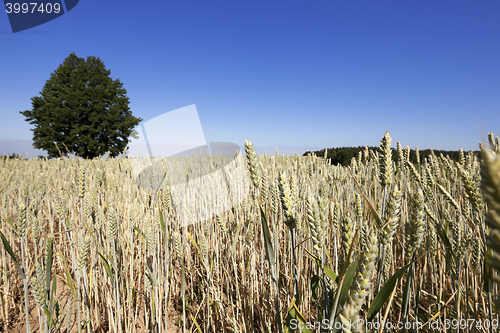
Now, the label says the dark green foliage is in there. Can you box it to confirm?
[305,146,375,166]
[0,153,24,160]
[20,53,142,159]
[304,146,477,166]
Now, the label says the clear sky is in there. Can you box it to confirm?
[1,0,499,156]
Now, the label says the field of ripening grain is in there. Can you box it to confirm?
[0,131,500,333]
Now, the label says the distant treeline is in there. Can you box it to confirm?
[0,153,25,160]
[0,154,46,160]
[303,146,478,166]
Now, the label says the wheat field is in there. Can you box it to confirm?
[0,131,500,333]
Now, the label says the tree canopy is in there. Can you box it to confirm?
[20,52,142,159]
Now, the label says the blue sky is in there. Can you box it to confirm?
[1,0,499,156]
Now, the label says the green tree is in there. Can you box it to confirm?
[20,52,142,159]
